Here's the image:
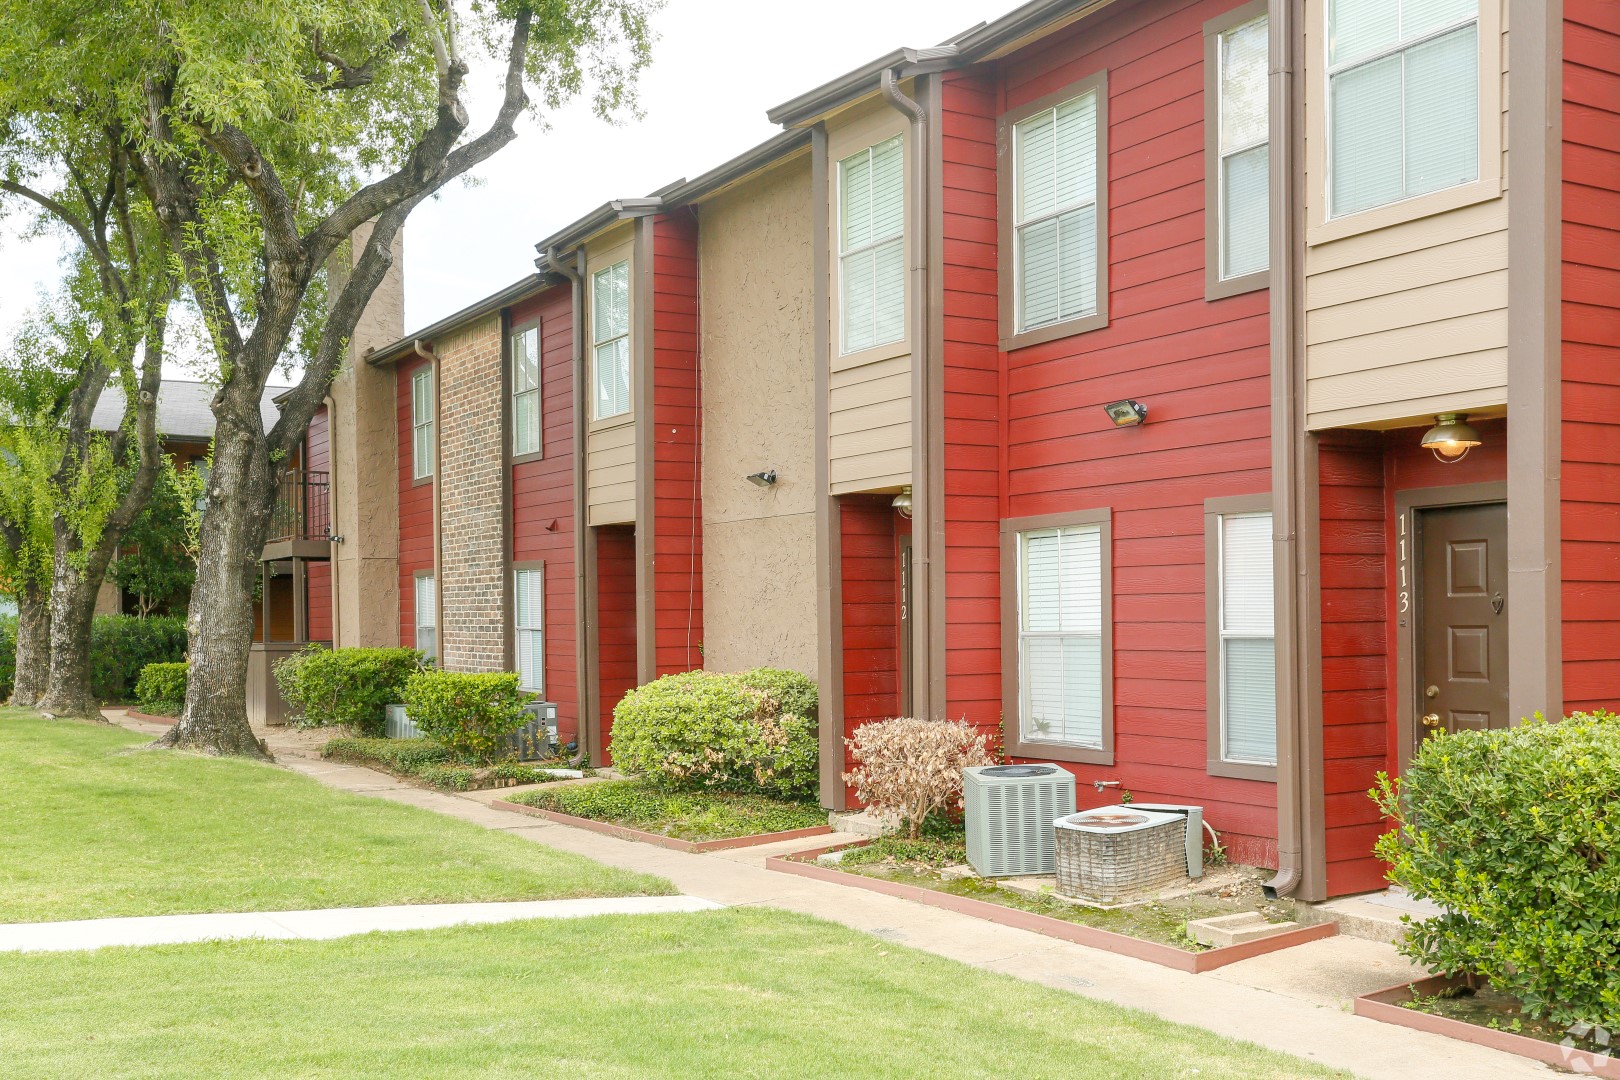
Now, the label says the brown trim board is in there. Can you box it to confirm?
[632,214,657,685]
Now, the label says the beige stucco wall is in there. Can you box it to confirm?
[1301,0,1510,429]
[328,223,402,646]
[697,154,819,677]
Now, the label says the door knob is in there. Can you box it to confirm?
[1421,713,1441,728]
[1425,685,1440,698]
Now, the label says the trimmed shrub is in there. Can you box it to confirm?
[0,614,187,703]
[608,668,818,800]
[844,717,994,838]
[320,736,566,791]
[0,617,15,700]
[274,646,423,736]
[402,670,531,764]
[1373,713,1620,1028]
[134,662,188,716]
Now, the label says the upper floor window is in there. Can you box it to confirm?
[410,366,434,481]
[1012,86,1103,334]
[592,261,630,420]
[1328,0,1479,218]
[1211,10,1270,286]
[512,324,541,457]
[839,136,905,354]
[1017,521,1107,751]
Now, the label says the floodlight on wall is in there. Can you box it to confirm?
[1420,413,1482,464]
[1102,399,1148,427]
[745,470,778,488]
[892,485,913,519]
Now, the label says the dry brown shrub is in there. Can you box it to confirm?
[843,717,993,838]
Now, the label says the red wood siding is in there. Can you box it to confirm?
[397,357,434,647]
[980,0,1277,866]
[595,525,638,764]
[840,496,904,802]
[304,404,332,642]
[1562,0,1620,714]
[650,211,704,676]
[510,286,580,743]
[941,70,1005,739]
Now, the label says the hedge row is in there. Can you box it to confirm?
[0,615,188,703]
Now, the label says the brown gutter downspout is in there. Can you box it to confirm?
[881,66,941,723]
[1264,0,1304,900]
[411,339,442,672]
[544,246,594,768]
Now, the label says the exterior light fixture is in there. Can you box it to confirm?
[745,470,777,488]
[1102,399,1148,427]
[1420,413,1482,464]
[892,485,913,519]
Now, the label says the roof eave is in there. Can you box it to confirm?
[366,273,557,367]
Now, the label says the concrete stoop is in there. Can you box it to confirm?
[1186,912,1305,948]
[1298,891,1434,945]
[828,809,900,838]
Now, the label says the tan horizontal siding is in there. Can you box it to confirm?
[827,354,910,494]
[587,420,636,525]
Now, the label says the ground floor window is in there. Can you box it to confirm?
[414,573,436,661]
[1208,503,1276,773]
[514,565,544,694]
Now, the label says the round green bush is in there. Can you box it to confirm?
[1373,712,1620,1028]
[401,669,531,765]
[274,645,424,735]
[134,662,188,716]
[608,668,817,800]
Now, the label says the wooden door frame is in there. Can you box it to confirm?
[898,530,913,719]
[1393,481,1507,774]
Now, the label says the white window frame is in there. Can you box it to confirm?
[1206,3,1270,298]
[410,366,434,482]
[511,323,542,458]
[414,572,436,662]
[513,565,545,694]
[592,260,631,421]
[1205,497,1277,780]
[837,135,906,357]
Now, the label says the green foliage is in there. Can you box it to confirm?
[0,618,15,700]
[85,615,188,702]
[273,646,423,736]
[110,457,204,617]
[608,668,819,800]
[839,834,970,870]
[320,736,568,792]
[1373,713,1620,1028]
[510,779,827,843]
[134,662,188,716]
[401,670,531,765]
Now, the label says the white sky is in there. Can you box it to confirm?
[0,0,995,367]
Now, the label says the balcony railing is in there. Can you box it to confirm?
[267,469,331,544]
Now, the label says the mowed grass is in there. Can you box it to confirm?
[0,709,670,921]
[0,908,1347,1080]
[509,778,829,841]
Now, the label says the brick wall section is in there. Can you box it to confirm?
[436,314,507,673]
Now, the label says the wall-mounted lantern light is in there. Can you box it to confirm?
[745,470,778,488]
[1102,399,1148,427]
[1420,413,1481,464]
[892,485,913,519]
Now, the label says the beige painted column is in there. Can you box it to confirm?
[327,223,404,648]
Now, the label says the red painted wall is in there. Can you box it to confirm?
[510,286,579,744]
[1562,0,1620,715]
[948,0,1277,865]
[304,404,332,642]
[397,357,434,648]
[595,526,638,764]
[840,496,904,804]
[650,211,704,676]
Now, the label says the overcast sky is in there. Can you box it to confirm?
[0,0,995,371]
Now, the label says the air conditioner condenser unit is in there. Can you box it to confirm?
[963,764,1077,877]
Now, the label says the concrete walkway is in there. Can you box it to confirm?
[108,712,1554,1080]
[0,897,722,954]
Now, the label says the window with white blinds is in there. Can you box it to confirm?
[1019,524,1105,749]
[1013,89,1101,332]
[514,567,544,694]
[839,136,905,354]
[592,261,630,419]
[512,325,541,457]
[1327,0,1479,218]
[1217,14,1270,280]
[411,367,434,481]
[1218,512,1276,764]
[414,574,436,661]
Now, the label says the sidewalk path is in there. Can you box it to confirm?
[107,712,1554,1080]
[0,897,722,954]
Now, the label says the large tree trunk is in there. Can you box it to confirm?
[9,584,50,708]
[34,552,105,720]
[156,396,275,759]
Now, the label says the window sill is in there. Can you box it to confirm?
[999,310,1108,353]
[411,474,434,489]
[511,450,545,466]
[588,413,635,436]
[1205,268,1269,302]
[1307,177,1502,247]
[1005,737,1113,767]
[1206,757,1276,783]
[831,337,910,373]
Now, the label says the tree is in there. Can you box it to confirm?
[86,0,651,756]
[109,455,205,618]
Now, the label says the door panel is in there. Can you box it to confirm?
[1417,503,1508,746]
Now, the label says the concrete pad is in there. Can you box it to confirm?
[0,897,723,954]
[1186,912,1302,947]
[1209,934,1428,1008]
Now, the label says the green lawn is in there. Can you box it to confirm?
[0,908,1346,1079]
[0,709,669,921]
[509,777,829,841]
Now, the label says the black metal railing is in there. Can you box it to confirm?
[266,469,331,543]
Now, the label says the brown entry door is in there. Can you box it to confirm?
[1417,503,1509,744]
